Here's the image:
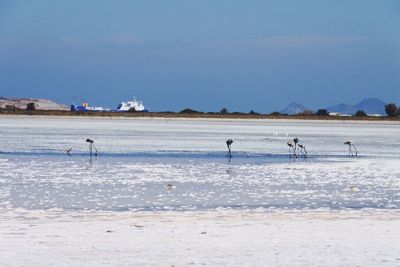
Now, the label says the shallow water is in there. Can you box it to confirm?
[0,116,399,212]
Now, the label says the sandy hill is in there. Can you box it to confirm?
[0,97,69,111]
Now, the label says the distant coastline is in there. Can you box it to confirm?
[1,109,399,121]
[1,96,399,121]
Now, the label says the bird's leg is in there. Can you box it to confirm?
[303,147,307,158]
[93,144,98,157]
[348,144,352,156]
[89,143,93,157]
[227,145,232,158]
[352,144,358,157]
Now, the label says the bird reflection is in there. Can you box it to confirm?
[86,156,97,170]
[226,156,232,174]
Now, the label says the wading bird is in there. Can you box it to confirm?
[64,148,72,156]
[293,137,299,154]
[86,138,98,157]
[344,141,357,157]
[298,144,307,158]
[287,141,297,158]
[226,139,233,158]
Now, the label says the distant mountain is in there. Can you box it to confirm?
[280,98,387,116]
[327,98,386,115]
[354,98,386,115]
[281,102,308,115]
[0,97,68,110]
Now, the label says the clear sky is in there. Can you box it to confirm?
[0,0,399,112]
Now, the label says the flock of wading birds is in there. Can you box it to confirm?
[226,138,358,159]
[71,137,358,159]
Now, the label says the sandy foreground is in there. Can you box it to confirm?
[1,210,399,267]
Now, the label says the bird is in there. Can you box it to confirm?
[293,137,300,157]
[298,144,307,158]
[226,139,233,158]
[86,138,98,157]
[293,137,299,146]
[344,141,357,157]
[287,141,296,158]
[64,148,72,156]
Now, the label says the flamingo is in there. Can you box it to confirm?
[287,141,297,158]
[293,137,299,157]
[86,138,98,157]
[64,148,72,156]
[298,144,307,158]
[226,139,233,158]
[344,141,357,157]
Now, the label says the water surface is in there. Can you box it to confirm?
[0,116,399,212]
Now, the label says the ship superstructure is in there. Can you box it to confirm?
[115,98,146,112]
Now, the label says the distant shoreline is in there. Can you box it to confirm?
[0,109,399,122]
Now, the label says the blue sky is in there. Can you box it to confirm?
[0,0,399,112]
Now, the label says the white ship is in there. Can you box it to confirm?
[115,98,147,112]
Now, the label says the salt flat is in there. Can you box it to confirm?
[1,210,400,267]
[0,116,399,266]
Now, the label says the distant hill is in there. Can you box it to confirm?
[280,98,387,116]
[327,98,386,115]
[281,102,308,115]
[0,97,68,110]
[354,98,386,115]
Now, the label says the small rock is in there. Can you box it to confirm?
[349,186,359,192]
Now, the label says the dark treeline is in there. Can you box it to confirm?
[385,103,400,117]
[177,104,400,118]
